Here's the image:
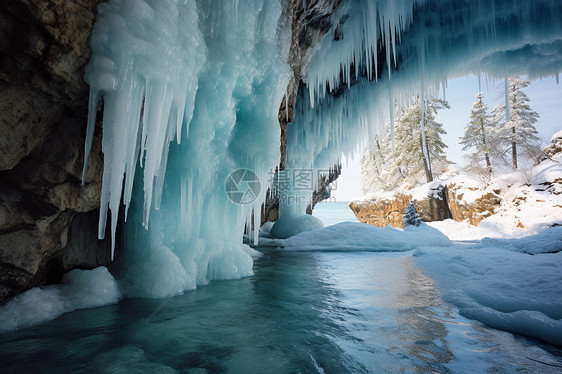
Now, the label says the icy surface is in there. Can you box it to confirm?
[414,231,562,346]
[85,0,290,296]
[0,267,121,333]
[270,215,325,239]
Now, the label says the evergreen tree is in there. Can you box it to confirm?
[391,97,450,184]
[403,201,422,227]
[492,76,540,169]
[360,97,450,194]
[360,124,396,193]
[460,92,496,175]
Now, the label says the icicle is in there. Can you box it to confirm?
[81,90,100,184]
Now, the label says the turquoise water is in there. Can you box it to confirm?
[1,249,561,373]
[1,204,561,373]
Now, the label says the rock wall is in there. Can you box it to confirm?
[0,0,119,303]
[445,184,501,226]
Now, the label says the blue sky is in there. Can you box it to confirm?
[332,75,562,201]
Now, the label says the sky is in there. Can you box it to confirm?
[331,74,562,202]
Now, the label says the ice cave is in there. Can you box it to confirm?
[0,0,561,372]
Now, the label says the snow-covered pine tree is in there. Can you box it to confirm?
[391,97,450,184]
[460,92,496,175]
[493,76,540,169]
[360,124,397,193]
[360,98,450,194]
[403,201,422,227]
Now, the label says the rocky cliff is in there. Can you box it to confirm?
[0,0,120,303]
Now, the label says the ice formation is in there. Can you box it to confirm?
[82,0,562,296]
[0,267,121,333]
[84,0,290,296]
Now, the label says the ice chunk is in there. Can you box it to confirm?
[270,215,325,239]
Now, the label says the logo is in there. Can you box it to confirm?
[225,169,261,205]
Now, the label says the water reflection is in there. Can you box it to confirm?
[0,250,560,373]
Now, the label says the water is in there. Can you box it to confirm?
[313,201,360,226]
[1,248,561,373]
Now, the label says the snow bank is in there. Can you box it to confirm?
[0,267,121,333]
[477,226,562,254]
[414,232,562,346]
[278,222,451,251]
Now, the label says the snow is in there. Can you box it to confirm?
[0,267,121,333]
[260,218,562,346]
[477,227,562,254]
[276,222,451,251]
[552,130,562,142]
[533,153,562,185]
[414,232,562,346]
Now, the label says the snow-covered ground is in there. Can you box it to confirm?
[414,235,562,346]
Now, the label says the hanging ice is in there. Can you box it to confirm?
[84,0,289,297]
[276,0,562,223]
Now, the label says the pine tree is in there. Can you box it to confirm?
[403,201,422,227]
[391,97,450,184]
[360,97,450,194]
[492,76,540,169]
[460,92,495,174]
[360,124,397,193]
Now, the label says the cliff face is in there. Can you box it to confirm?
[0,0,120,303]
[0,0,342,303]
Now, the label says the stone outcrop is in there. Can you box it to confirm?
[350,182,503,228]
[263,0,342,224]
[445,184,501,226]
[349,184,452,228]
[0,0,114,303]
